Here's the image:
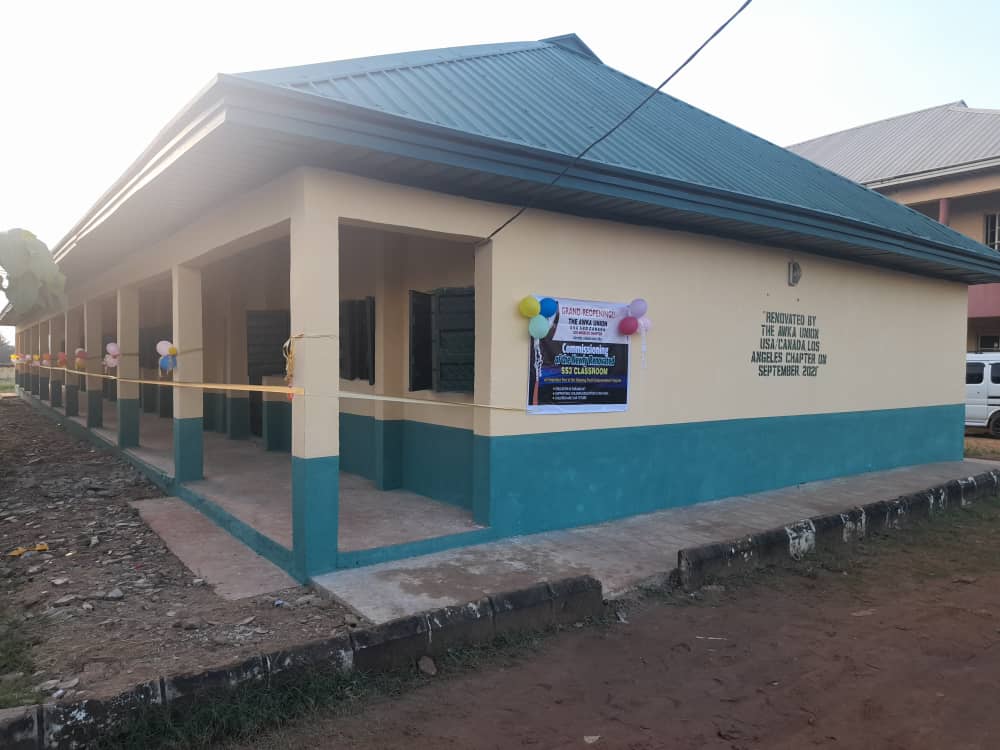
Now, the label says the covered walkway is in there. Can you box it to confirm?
[52,393,482,560]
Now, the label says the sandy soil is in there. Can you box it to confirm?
[246,500,1000,749]
[0,395,358,702]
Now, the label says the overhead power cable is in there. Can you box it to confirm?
[479,0,754,244]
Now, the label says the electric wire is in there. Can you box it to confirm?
[478,0,754,245]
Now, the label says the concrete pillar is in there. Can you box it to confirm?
[225,278,250,439]
[372,233,404,490]
[471,238,495,527]
[117,287,141,448]
[50,315,64,408]
[200,276,225,433]
[172,264,204,481]
[84,300,103,427]
[289,182,340,577]
[64,307,83,417]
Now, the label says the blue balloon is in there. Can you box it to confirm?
[539,297,558,318]
[159,355,173,371]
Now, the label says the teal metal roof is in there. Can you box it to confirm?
[233,35,1000,278]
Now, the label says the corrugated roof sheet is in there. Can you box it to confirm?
[788,101,1000,185]
[237,38,996,262]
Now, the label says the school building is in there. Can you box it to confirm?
[7,37,1000,582]
[789,101,1000,351]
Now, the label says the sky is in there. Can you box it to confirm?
[2,0,1000,343]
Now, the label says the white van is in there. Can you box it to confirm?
[966,352,1000,433]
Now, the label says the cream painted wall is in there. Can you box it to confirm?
[306,168,966,438]
[20,166,968,444]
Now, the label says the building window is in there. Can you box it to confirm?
[986,214,1000,251]
[409,287,474,393]
[340,297,375,384]
[968,362,985,385]
[980,335,1000,351]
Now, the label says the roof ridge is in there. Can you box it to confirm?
[788,100,967,148]
[238,40,553,87]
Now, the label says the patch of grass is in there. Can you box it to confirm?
[964,435,1000,460]
[713,496,1000,597]
[0,383,14,393]
[99,628,560,750]
[0,615,36,708]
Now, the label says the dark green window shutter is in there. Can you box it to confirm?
[341,298,376,384]
[432,287,474,393]
[409,291,433,391]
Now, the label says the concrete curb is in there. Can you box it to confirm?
[0,575,604,749]
[677,468,1000,590]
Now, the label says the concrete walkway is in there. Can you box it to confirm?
[315,459,994,623]
[132,498,297,599]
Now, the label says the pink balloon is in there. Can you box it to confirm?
[638,316,652,332]
[106,342,120,356]
[619,316,639,335]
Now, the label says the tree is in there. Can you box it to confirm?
[0,332,12,361]
[0,229,66,319]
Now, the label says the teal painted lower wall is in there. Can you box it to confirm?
[86,390,103,428]
[227,396,250,440]
[117,399,140,448]
[17,388,966,580]
[173,417,204,482]
[292,455,339,578]
[50,381,62,408]
[339,412,378,480]
[263,400,292,452]
[339,413,473,509]
[480,404,964,536]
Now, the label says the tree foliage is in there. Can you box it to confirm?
[0,229,66,319]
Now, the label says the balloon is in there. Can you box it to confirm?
[106,342,120,356]
[74,347,85,356]
[638,316,652,332]
[619,316,639,335]
[528,314,552,339]
[159,355,172,371]
[167,346,178,356]
[57,353,67,366]
[156,340,172,357]
[539,297,558,318]
[629,298,648,318]
[518,296,541,318]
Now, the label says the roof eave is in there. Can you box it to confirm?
[52,73,1000,285]
[219,75,1000,282]
[865,155,1000,190]
[51,75,229,262]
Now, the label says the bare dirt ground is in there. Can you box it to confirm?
[244,495,1000,749]
[0,395,357,704]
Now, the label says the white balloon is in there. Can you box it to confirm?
[156,340,172,357]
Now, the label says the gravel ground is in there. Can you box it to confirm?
[0,394,360,703]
